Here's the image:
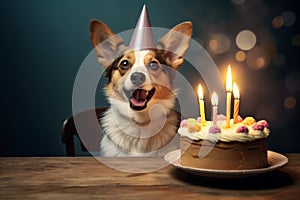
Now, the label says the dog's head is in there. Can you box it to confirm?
[90,20,192,119]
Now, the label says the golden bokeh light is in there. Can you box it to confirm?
[235,51,246,62]
[272,16,284,29]
[208,34,230,54]
[246,46,269,69]
[284,96,296,109]
[209,39,218,51]
[255,57,266,69]
[235,30,257,51]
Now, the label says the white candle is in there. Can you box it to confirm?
[211,92,218,126]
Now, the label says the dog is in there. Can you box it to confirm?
[90,19,192,156]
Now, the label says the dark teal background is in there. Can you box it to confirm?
[1,0,299,155]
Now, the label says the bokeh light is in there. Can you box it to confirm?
[272,16,284,29]
[255,57,266,68]
[209,40,218,51]
[208,33,230,54]
[236,30,257,51]
[282,10,296,26]
[246,46,270,69]
[284,96,296,109]
[292,34,300,46]
[235,50,246,62]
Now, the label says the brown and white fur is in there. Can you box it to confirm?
[90,20,192,156]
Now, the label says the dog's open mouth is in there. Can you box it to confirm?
[124,87,156,111]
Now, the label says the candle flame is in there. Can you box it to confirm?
[226,65,232,92]
[211,92,218,106]
[233,82,240,99]
[197,84,204,100]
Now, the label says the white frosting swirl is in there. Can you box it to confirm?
[178,120,270,142]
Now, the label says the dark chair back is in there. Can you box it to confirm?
[61,107,107,156]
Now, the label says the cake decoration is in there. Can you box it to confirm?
[243,116,256,126]
[178,65,271,170]
[178,117,269,142]
[180,119,188,127]
[236,125,249,134]
[209,126,221,134]
[236,115,243,123]
[257,120,269,128]
[196,117,202,123]
[186,118,201,132]
[252,123,265,131]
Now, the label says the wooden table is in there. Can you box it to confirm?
[0,154,299,199]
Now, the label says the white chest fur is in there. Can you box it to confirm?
[100,103,180,156]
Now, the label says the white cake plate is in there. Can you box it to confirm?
[164,149,288,178]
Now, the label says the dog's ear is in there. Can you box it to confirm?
[157,22,192,69]
[90,19,127,68]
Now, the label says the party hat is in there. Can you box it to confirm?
[129,5,156,50]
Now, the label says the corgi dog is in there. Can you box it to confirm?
[90,15,192,156]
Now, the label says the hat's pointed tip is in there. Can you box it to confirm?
[129,4,155,50]
[142,4,146,10]
[137,4,151,27]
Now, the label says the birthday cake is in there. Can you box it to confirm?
[178,116,270,170]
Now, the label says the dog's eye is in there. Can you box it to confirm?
[119,60,131,70]
[149,61,159,71]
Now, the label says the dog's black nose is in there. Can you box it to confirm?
[130,72,146,86]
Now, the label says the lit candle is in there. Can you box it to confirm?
[197,84,206,126]
[225,65,232,128]
[233,82,240,124]
[211,92,218,126]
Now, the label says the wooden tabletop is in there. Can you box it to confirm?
[0,154,299,200]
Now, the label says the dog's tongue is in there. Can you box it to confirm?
[130,89,147,107]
